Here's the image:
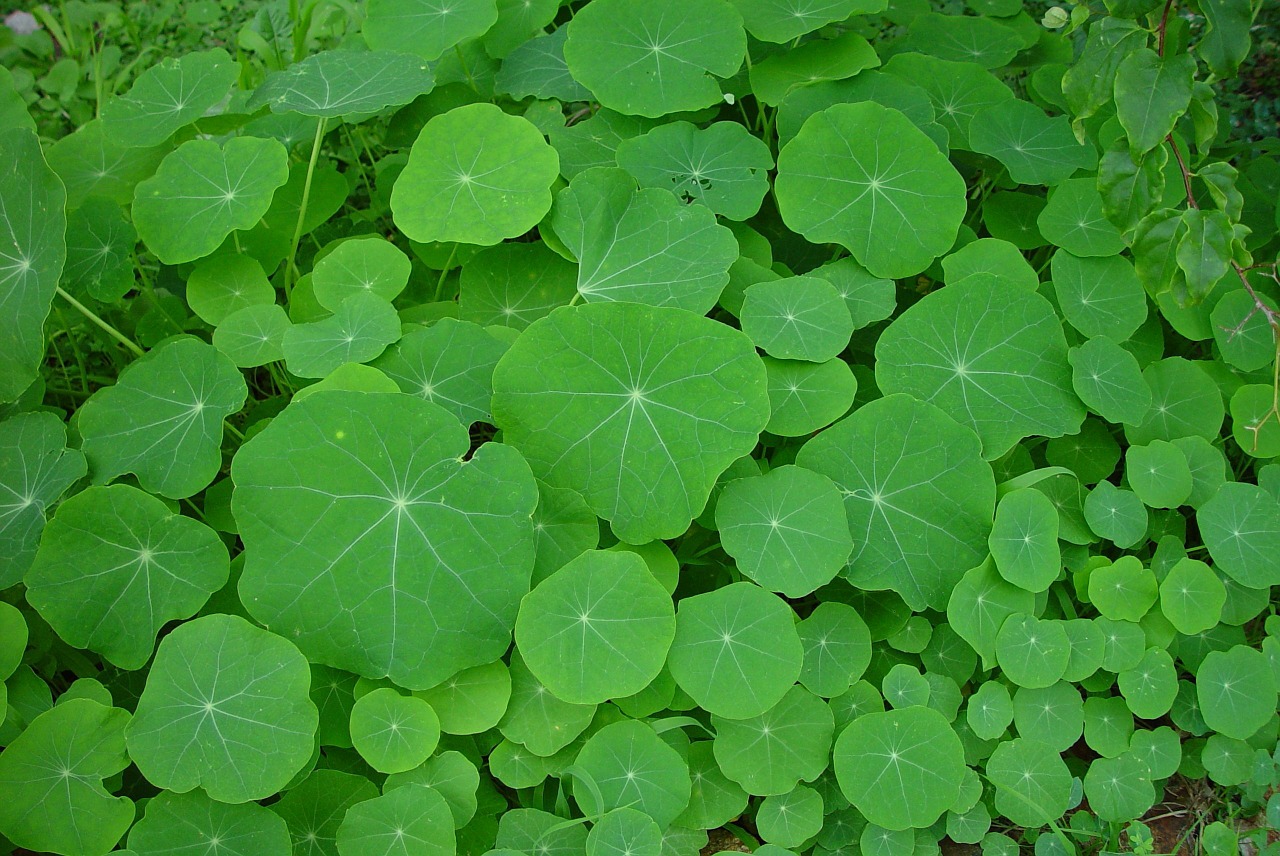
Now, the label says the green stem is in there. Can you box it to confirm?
[56,287,145,358]
[285,117,328,297]
[454,45,477,90]
[224,421,247,443]
[569,290,583,306]
[433,245,458,302]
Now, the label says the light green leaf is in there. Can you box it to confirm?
[676,741,749,829]
[494,30,592,102]
[214,304,291,368]
[797,602,871,699]
[966,680,1013,740]
[498,651,595,755]
[880,53,1014,148]
[1158,558,1226,635]
[414,661,511,737]
[875,279,1085,459]
[128,790,291,856]
[901,13,1024,69]
[492,303,769,543]
[271,770,380,856]
[100,49,239,147]
[1117,647,1177,719]
[133,136,289,265]
[126,614,317,803]
[0,128,65,403]
[1088,557,1157,621]
[350,689,441,774]
[668,582,803,719]
[1114,49,1194,157]
[64,198,136,303]
[1083,754,1154,822]
[550,168,739,312]
[1051,251,1147,341]
[797,394,995,611]
[574,719,692,827]
[1068,337,1152,427]
[1084,482,1148,548]
[1231,384,1280,458]
[282,293,402,379]
[948,560,1035,665]
[763,356,857,437]
[741,277,853,362]
[969,100,1095,186]
[459,242,578,330]
[749,32,880,106]
[986,738,1071,827]
[26,484,228,670]
[1197,482,1280,588]
[250,49,435,118]
[712,685,834,795]
[757,786,823,848]
[729,0,885,42]
[1197,645,1277,740]
[1013,683,1083,751]
[833,707,965,830]
[336,784,455,856]
[995,614,1069,689]
[187,254,274,326]
[385,750,480,828]
[364,0,498,61]
[563,0,745,117]
[776,103,966,279]
[233,391,537,689]
[374,318,510,426]
[989,488,1060,593]
[313,237,412,312]
[515,549,676,704]
[0,412,85,587]
[1125,440,1192,509]
[589,808,662,856]
[46,118,170,208]
[1037,178,1127,257]
[78,335,248,499]
[392,104,559,246]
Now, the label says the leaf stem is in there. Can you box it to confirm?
[56,286,145,358]
[285,117,328,298]
[434,245,458,302]
[224,421,247,442]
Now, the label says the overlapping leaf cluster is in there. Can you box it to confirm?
[1,0,1279,854]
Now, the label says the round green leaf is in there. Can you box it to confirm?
[712,685,835,795]
[385,750,480,828]
[879,53,1014,149]
[272,770,379,856]
[1068,336,1153,427]
[989,488,1060,593]
[1197,645,1278,740]
[101,49,239,147]
[1083,481,1148,548]
[947,559,1035,664]
[968,100,1095,186]
[26,484,229,670]
[1036,178,1126,256]
[1159,558,1226,635]
[563,0,745,117]
[716,466,852,598]
[350,689,441,774]
[1211,289,1278,372]
[1124,357,1224,445]
[492,303,769,543]
[495,31,591,102]
[776,103,966,279]
[729,0,885,42]
[1083,754,1155,823]
[797,601,872,698]
[1118,647,1177,719]
[133,136,289,265]
[336,784,455,856]
[1231,384,1280,458]
[364,0,498,61]
[757,785,823,848]
[676,741,749,830]
[125,614,318,803]
[214,304,291,368]
[187,254,275,326]
[740,277,854,362]
[0,411,86,586]
[250,49,436,118]
[833,707,965,831]
[1051,251,1147,341]
[797,394,995,611]
[498,651,596,756]
[458,242,578,331]
[995,614,1069,689]
[668,582,803,720]
[573,719,692,827]
[282,292,403,379]
[393,104,558,246]
[1197,482,1280,588]
[1012,682,1083,751]
[313,237,412,312]
[0,699,133,856]
[587,808,662,856]
[966,680,1013,740]
[414,660,511,736]
[515,549,676,704]
[128,790,291,856]
[901,13,1024,69]
[875,279,1085,459]
[374,318,509,427]
[77,336,248,499]
[64,198,136,303]
[763,356,858,437]
[986,738,1071,827]
[233,391,537,689]
[1126,440,1193,509]
[1088,556,1157,621]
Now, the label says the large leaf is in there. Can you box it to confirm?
[364,0,499,61]
[100,49,239,147]
[250,49,436,118]
[0,411,86,586]
[128,790,292,856]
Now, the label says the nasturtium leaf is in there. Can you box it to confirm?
[881,664,930,709]
[133,136,289,265]
[942,238,1037,292]
[364,0,498,61]
[902,12,1024,68]
[1232,385,1280,458]
[1083,754,1155,823]
[250,49,435,118]
[214,304,291,368]
[833,707,965,831]
[969,100,1095,186]
[0,128,65,403]
[880,53,1014,148]
[414,661,511,736]
[740,277,853,363]
[757,785,823,848]
[0,411,85,586]
[548,110,659,180]
[1159,558,1226,635]
[1125,441,1193,509]
[515,549,675,704]
[1210,289,1278,372]
[1037,178,1126,257]
[100,49,239,147]
[350,689,441,774]
[797,394,995,611]
[1124,358,1225,445]
[763,357,858,437]
[492,303,768,543]
[498,808,590,856]
[499,651,596,755]
[1089,557,1157,621]
[776,103,966,279]
[713,685,834,795]
[1013,683,1083,751]
[336,784,455,856]
[876,279,1085,459]
[313,237,412,312]
[716,466,852,598]
[1197,482,1280,588]
[749,32,881,106]
[126,614,317,803]
[528,480,600,585]
[996,615,1070,689]
[676,741,749,829]
[1118,647,1177,719]
[187,254,274,327]
[1197,645,1278,740]
[563,0,745,117]
[459,242,577,330]
[234,391,537,689]
[490,739,558,789]
[1084,696,1135,760]
[128,790,292,856]
[495,31,591,102]
[550,168,739,312]
[1084,481,1148,548]
[63,198,136,303]
[386,750,481,827]
[967,681,1013,740]
[1068,337,1153,427]
[374,319,509,426]
[26,484,228,670]
[588,808,663,856]
[1051,251,1147,341]
[1096,618,1146,674]
[989,488,1060,593]
[987,738,1072,828]
[948,560,1036,665]
[77,336,247,499]
[730,0,884,42]
[273,770,382,856]
[573,719,692,827]
[46,118,170,208]
[776,70,940,150]
[0,699,133,856]
[1129,727,1182,780]
[282,292,402,378]
[392,104,559,246]
[983,191,1047,249]
[615,122,773,221]
[668,582,803,719]
[797,602,872,699]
